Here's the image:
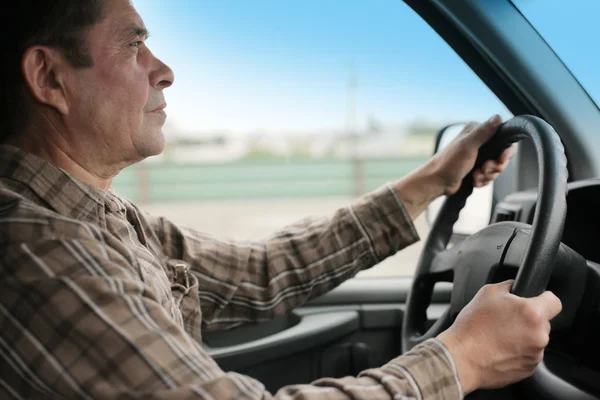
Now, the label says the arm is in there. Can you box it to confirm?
[144,184,420,331]
[0,237,462,399]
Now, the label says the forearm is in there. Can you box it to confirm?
[394,158,448,220]
[274,339,462,399]
[197,184,421,330]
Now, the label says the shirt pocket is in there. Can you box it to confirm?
[166,259,203,343]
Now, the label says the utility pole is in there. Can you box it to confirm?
[346,62,358,140]
[346,62,364,197]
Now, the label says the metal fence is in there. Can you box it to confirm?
[111,156,428,204]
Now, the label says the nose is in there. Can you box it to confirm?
[149,53,175,90]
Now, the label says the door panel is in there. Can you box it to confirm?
[305,278,452,306]
[205,278,451,392]
[205,311,360,370]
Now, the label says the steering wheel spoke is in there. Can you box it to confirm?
[429,247,459,276]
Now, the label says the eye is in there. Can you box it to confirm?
[130,41,144,49]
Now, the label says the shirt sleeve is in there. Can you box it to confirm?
[143,184,420,331]
[0,237,461,400]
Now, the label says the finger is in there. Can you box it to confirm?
[492,279,515,293]
[473,168,494,180]
[483,171,502,181]
[533,291,563,320]
[473,144,516,177]
[498,143,518,164]
[475,177,497,188]
[463,121,480,132]
[477,160,505,176]
[467,114,503,147]
[482,280,516,297]
[474,172,500,186]
[474,178,492,188]
[455,122,480,142]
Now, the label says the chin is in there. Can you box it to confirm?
[136,130,166,158]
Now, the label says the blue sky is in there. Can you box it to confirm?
[513,0,600,106]
[133,0,597,135]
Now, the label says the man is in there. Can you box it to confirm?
[0,0,561,399]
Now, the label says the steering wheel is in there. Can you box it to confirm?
[401,115,600,398]
[402,115,568,351]
[402,115,600,397]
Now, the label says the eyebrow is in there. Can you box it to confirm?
[121,25,150,41]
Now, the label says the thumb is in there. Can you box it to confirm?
[468,114,503,148]
[489,279,514,293]
[533,290,563,321]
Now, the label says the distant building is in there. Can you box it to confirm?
[155,121,437,164]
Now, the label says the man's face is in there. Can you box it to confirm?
[66,0,174,165]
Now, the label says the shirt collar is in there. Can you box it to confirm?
[0,145,125,226]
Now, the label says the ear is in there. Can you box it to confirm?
[21,46,72,115]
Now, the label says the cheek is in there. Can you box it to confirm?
[98,66,148,124]
[99,59,147,100]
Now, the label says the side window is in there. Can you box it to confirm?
[116,1,512,277]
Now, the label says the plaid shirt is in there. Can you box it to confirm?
[0,145,462,399]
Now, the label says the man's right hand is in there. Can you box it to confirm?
[437,280,562,395]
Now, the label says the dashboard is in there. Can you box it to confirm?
[494,179,600,395]
[494,178,600,263]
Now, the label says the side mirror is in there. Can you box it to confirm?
[426,123,494,236]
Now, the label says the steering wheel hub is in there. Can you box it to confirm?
[438,222,520,315]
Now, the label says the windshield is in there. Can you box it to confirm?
[512,0,600,108]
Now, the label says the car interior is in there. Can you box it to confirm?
[195,0,600,399]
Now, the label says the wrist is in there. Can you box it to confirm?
[437,330,479,395]
[397,158,447,198]
[393,160,448,220]
[423,155,457,196]
[394,157,450,220]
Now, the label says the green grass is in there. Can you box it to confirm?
[112,156,428,203]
